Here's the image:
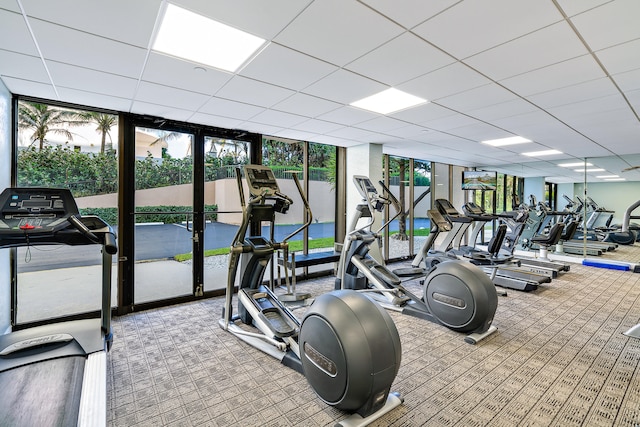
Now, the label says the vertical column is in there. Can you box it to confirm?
[345,143,383,230]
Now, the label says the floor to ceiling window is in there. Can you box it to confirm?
[15,100,118,324]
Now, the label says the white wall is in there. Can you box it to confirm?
[0,81,11,333]
[572,181,640,225]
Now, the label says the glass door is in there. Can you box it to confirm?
[202,137,249,293]
[133,127,194,303]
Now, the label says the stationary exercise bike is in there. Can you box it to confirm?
[335,175,498,344]
[219,165,403,426]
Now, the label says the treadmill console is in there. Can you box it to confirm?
[245,164,280,197]
[427,209,452,232]
[0,187,78,233]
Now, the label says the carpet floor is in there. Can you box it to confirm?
[108,253,640,426]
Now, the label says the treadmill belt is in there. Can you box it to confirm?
[0,356,85,427]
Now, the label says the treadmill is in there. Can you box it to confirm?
[0,187,117,427]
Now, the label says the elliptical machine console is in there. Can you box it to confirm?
[336,175,499,344]
[219,165,402,425]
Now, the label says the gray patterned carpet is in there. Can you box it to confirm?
[108,255,640,426]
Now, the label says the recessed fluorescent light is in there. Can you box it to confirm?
[558,162,593,167]
[573,168,605,172]
[350,88,427,115]
[481,136,531,146]
[604,178,626,181]
[521,149,562,157]
[597,175,619,179]
[153,3,267,72]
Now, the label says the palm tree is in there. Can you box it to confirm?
[18,102,88,150]
[84,112,117,153]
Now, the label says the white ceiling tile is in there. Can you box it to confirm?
[142,53,232,96]
[547,92,630,121]
[30,20,147,78]
[317,106,378,126]
[447,122,509,141]
[437,83,518,112]
[613,69,640,92]
[273,0,404,66]
[389,103,456,126]
[248,109,308,128]
[48,61,138,99]
[135,81,210,111]
[398,62,491,101]
[0,0,20,12]
[627,87,640,110]
[422,114,479,132]
[500,55,605,96]
[290,119,344,135]
[0,50,49,83]
[130,100,194,122]
[1,76,57,99]
[344,32,455,86]
[240,44,337,90]
[413,0,562,59]
[198,97,265,121]
[175,0,313,40]
[465,22,588,81]
[21,0,160,47]
[326,126,387,142]
[0,9,39,55]
[188,112,243,130]
[528,77,618,109]
[272,93,341,118]
[2,1,640,183]
[596,38,640,75]
[215,76,295,108]
[302,70,386,105]
[555,0,613,17]
[466,99,538,122]
[354,116,409,133]
[55,87,131,112]
[570,0,640,51]
[360,0,459,29]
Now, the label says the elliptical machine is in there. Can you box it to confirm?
[219,165,403,425]
[336,175,498,344]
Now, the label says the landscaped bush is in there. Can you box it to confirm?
[79,205,218,226]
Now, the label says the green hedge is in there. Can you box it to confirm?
[79,205,218,226]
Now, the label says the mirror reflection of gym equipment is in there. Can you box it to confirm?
[219,165,403,426]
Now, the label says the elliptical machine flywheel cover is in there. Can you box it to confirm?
[299,290,401,417]
[422,260,498,333]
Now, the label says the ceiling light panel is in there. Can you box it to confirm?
[522,149,563,157]
[153,4,267,72]
[481,136,532,146]
[350,88,427,115]
[558,162,593,167]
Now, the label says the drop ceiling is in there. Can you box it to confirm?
[1,0,639,183]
